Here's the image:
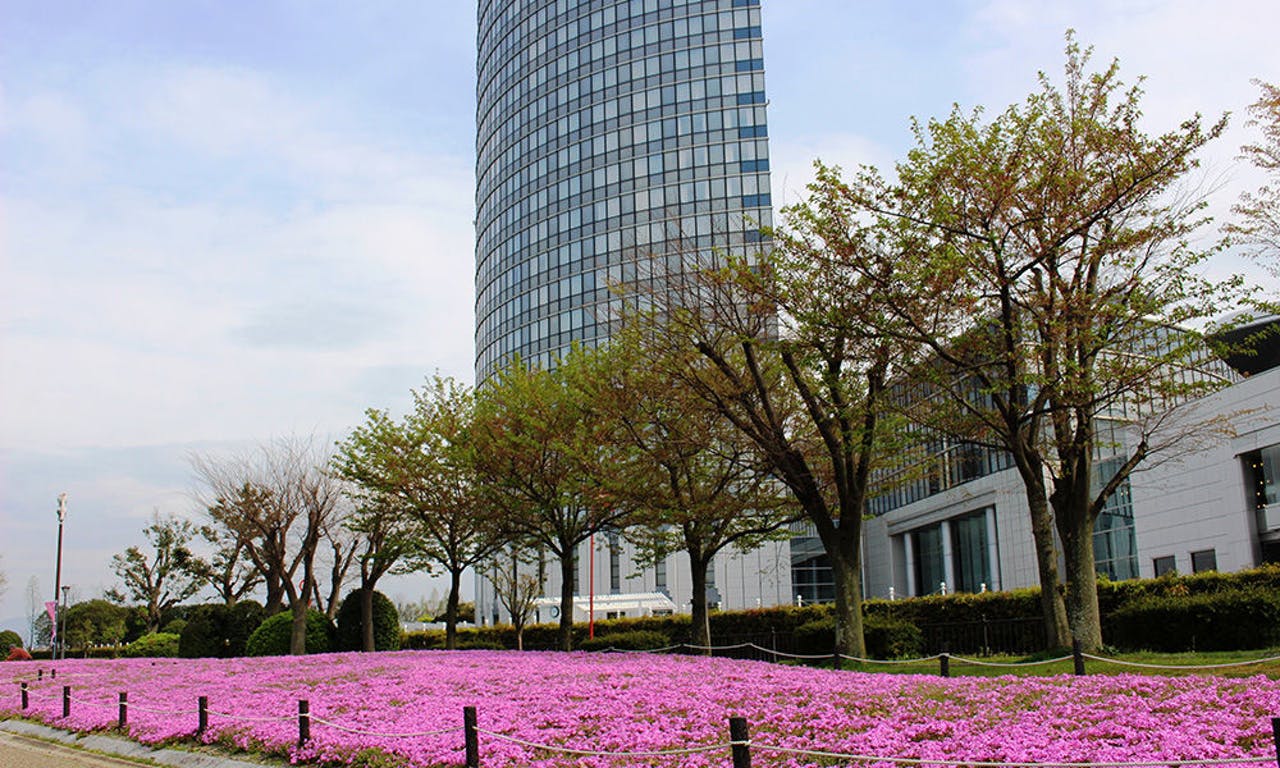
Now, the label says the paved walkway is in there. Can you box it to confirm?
[0,721,277,768]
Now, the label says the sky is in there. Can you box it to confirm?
[1,0,1277,633]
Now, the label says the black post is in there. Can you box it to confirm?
[298,700,310,747]
[939,641,950,678]
[832,645,842,671]
[21,682,28,710]
[730,716,751,768]
[1072,640,1086,676]
[464,706,479,768]
[1270,717,1279,768]
[51,668,56,680]
[198,696,208,735]
[37,669,43,681]
[119,692,127,730]
[62,685,70,718]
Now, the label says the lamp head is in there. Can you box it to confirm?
[56,492,67,523]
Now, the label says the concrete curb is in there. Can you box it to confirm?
[0,719,282,767]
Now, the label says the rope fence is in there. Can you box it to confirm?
[7,680,1280,768]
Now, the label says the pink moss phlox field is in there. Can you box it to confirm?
[3,651,1279,767]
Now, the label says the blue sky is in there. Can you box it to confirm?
[2,0,1276,629]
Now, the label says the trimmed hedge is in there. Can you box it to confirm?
[0,630,22,651]
[1106,588,1280,651]
[401,565,1280,655]
[124,632,180,658]
[794,615,924,659]
[245,610,336,656]
[336,590,401,652]
[579,630,669,652]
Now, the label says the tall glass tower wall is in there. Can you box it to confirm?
[475,0,772,382]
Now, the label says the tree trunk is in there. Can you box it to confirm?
[445,568,462,651]
[290,603,308,655]
[1054,492,1104,651]
[688,555,711,654]
[360,586,375,652]
[818,523,866,658]
[1012,458,1071,649]
[1025,488,1071,649]
[558,548,576,651]
[264,572,284,615]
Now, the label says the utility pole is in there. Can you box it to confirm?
[54,493,66,660]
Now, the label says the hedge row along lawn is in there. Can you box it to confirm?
[827,647,1280,679]
[4,650,1279,767]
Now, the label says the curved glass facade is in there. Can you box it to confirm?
[475,0,772,382]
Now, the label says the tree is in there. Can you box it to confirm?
[191,524,263,606]
[861,35,1241,649]
[62,599,128,651]
[106,513,205,633]
[486,548,544,651]
[594,333,798,649]
[633,202,913,658]
[25,576,41,648]
[335,376,498,650]
[1227,80,1280,275]
[471,351,628,651]
[193,436,348,655]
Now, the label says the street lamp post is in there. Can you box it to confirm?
[54,493,66,660]
[60,586,70,660]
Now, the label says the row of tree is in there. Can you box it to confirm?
[100,40,1277,658]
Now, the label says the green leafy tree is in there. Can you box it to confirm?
[106,513,205,633]
[471,350,628,651]
[1227,80,1280,276]
[594,333,799,650]
[860,34,1243,649]
[335,376,499,650]
[62,599,128,651]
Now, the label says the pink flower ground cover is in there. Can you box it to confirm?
[2,651,1278,767]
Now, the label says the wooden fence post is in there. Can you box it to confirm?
[62,686,70,718]
[198,696,208,736]
[37,669,43,681]
[1072,640,1086,676]
[832,645,842,671]
[297,700,310,747]
[464,706,479,768]
[730,716,751,768]
[1270,717,1279,768]
[118,692,127,730]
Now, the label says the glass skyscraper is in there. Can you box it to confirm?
[475,0,772,382]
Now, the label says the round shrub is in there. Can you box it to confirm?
[579,630,668,652]
[161,618,187,636]
[0,630,22,651]
[124,632,180,658]
[245,610,336,656]
[336,589,401,652]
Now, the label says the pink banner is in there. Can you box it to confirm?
[45,600,58,639]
